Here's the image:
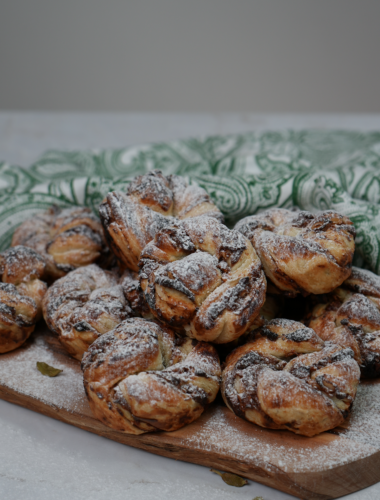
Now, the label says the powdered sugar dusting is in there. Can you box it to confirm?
[0,327,86,413]
[235,208,355,295]
[341,380,380,447]
[178,402,377,474]
[1,327,380,475]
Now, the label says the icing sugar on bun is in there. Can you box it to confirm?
[222,319,360,436]
[43,264,134,360]
[0,246,47,353]
[139,215,267,344]
[12,205,108,281]
[307,266,380,378]
[82,318,221,434]
[99,170,223,272]
[235,208,355,295]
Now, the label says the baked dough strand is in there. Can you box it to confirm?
[82,318,221,434]
[12,205,108,280]
[140,215,267,343]
[43,264,134,360]
[222,318,360,436]
[99,170,223,272]
[235,208,355,295]
[307,266,380,378]
[0,245,47,353]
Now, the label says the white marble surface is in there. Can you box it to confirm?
[1,112,380,500]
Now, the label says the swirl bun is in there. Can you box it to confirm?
[235,208,355,295]
[81,318,221,434]
[12,205,108,280]
[42,264,134,360]
[0,246,47,353]
[307,267,380,378]
[139,216,267,343]
[99,170,223,272]
[222,319,360,436]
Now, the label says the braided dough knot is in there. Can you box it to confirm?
[139,216,267,343]
[42,264,134,360]
[308,267,380,378]
[222,319,360,436]
[0,245,47,353]
[235,208,355,295]
[82,318,221,434]
[99,170,223,272]
[12,206,108,280]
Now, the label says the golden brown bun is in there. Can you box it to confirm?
[222,319,360,437]
[12,205,108,281]
[0,246,47,353]
[235,208,355,295]
[307,266,380,378]
[99,170,224,272]
[139,215,267,344]
[42,264,134,360]
[81,318,221,434]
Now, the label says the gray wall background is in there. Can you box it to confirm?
[1,0,379,113]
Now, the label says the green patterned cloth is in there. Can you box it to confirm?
[1,130,380,273]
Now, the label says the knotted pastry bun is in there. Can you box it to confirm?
[82,318,221,434]
[12,205,108,281]
[222,319,360,437]
[139,215,267,344]
[43,264,134,360]
[235,208,355,295]
[0,246,47,353]
[99,170,223,272]
[307,267,380,378]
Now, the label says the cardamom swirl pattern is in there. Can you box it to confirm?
[1,130,380,272]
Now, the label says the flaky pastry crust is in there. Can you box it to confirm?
[307,267,380,378]
[139,215,267,344]
[12,205,108,281]
[222,319,360,436]
[82,318,221,434]
[99,170,223,272]
[43,264,134,360]
[235,208,355,295]
[0,246,47,353]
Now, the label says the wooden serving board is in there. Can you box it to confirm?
[1,327,380,500]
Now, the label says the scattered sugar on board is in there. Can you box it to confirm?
[2,328,380,475]
[178,403,378,474]
[342,380,380,447]
[0,330,85,413]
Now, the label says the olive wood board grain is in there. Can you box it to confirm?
[0,326,380,500]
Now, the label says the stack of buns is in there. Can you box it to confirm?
[3,169,377,437]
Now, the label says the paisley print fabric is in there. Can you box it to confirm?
[1,130,380,273]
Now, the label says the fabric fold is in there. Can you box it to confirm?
[1,130,380,273]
